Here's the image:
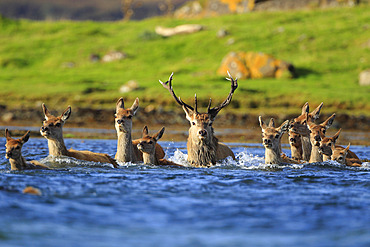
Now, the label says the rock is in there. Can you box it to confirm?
[174,1,203,18]
[359,69,370,86]
[2,112,14,122]
[119,80,140,93]
[102,51,126,63]
[89,53,100,63]
[217,28,229,38]
[155,24,203,37]
[217,51,296,79]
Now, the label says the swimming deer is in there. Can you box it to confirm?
[114,97,165,163]
[137,126,183,167]
[259,117,297,165]
[331,144,362,167]
[288,130,303,161]
[307,113,336,163]
[5,129,49,170]
[40,104,118,168]
[318,129,359,161]
[289,102,323,161]
[160,72,237,167]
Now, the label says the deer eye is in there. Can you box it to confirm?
[338,157,343,161]
[127,116,132,119]
[328,143,331,146]
[209,123,212,127]
[322,129,326,134]
[275,134,279,139]
[15,146,20,150]
[55,123,61,127]
[192,122,196,126]
[148,141,153,144]
[49,123,54,127]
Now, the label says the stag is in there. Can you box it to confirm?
[159,72,237,167]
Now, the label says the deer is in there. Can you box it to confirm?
[259,117,299,165]
[318,129,359,161]
[114,97,165,163]
[331,144,362,167]
[5,129,49,170]
[306,113,336,163]
[159,72,237,167]
[40,103,118,168]
[288,130,303,161]
[289,102,324,161]
[136,126,183,167]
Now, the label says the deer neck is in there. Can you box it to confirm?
[264,145,282,164]
[116,131,136,162]
[9,156,28,170]
[187,134,218,167]
[309,144,323,163]
[47,135,68,156]
[290,144,303,161]
[301,136,312,161]
[142,151,157,165]
[323,154,331,161]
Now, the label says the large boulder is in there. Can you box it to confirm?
[155,24,203,37]
[359,69,370,86]
[217,51,296,79]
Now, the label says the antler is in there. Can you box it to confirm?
[159,73,194,111]
[208,71,238,117]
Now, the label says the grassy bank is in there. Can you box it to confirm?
[0,6,369,116]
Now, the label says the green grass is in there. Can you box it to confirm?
[0,6,369,116]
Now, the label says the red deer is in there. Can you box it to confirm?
[40,104,118,168]
[114,97,165,163]
[5,129,49,170]
[288,130,303,161]
[331,144,362,167]
[259,117,298,165]
[307,113,336,163]
[160,72,237,167]
[318,129,359,161]
[136,126,183,167]
[289,102,323,161]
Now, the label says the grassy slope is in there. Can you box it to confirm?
[0,6,369,116]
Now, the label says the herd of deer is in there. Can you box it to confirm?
[4,73,364,171]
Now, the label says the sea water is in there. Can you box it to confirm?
[0,138,369,247]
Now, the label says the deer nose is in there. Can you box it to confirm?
[41,126,48,132]
[117,119,123,124]
[198,130,207,137]
[314,136,321,142]
[263,139,271,144]
[6,151,11,157]
[290,138,295,143]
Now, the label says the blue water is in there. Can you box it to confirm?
[0,137,369,247]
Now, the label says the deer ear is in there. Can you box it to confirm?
[130,97,139,115]
[310,102,323,121]
[20,131,30,144]
[61,106,71,122]
[333,128,341,142]
[301,102,309,115]
[279,120,290,133]
[345,143,350,152]
[183,106,194,122]
[142,126,149,137]
[116,97,124,113]
[42,103,52,120]
[259,116,267,131]
[323,113,336,129]
[268,118,275,128]
[154,127,165,141]
[5,128,11,141]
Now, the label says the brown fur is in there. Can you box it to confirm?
[259,117,298,165]
[40,104,118,168]
[159,73,237,167]
[288,130,303,161]
[114,97,165,163]
[5,129,49,171]
[137,126,183,167]
[289,102,323,161]
[331,144,362,167]
[307,113,336,163]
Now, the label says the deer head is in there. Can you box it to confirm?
[331,143,350,165]
[5,129,30,160]
[307,113,336,147]
[288,130,301,146]
[137,126,165,156]
[318,128,341,156]
[289,102,324,136]
[115,97,139,134]
[259,117,289,150]
[159,72,238,144]
[40,103,71,140]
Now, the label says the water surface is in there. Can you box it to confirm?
[0,138,369,247]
